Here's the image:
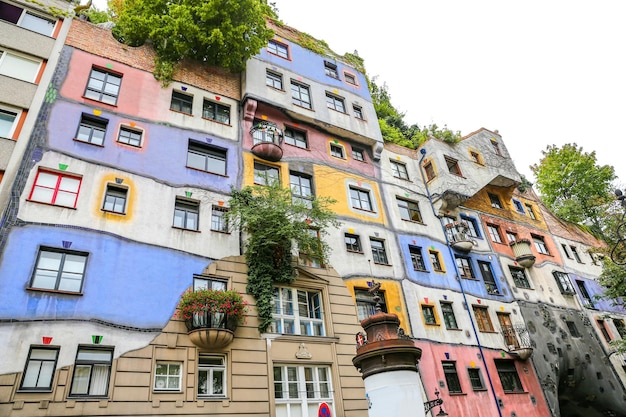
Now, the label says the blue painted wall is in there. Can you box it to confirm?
[570,273,626,314]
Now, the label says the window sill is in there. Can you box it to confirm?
[198,396,228,400]
[266,86,285,92]
[446,327,463,331]
[327,107,348,115]
[26,199,77,210]
[267,52,291,61]
[478,330,498,334]
[262,333,340,344]
[346,250,364,254]
[26,287,83,296]
[210,229,231,235]
[424,323,440,327]
[401,219,425,225]
[172,226,200,233]
[448,392,467,396]
[16,388,53,393]
[153,390,183,393]
[185,166,229,177]
[353,207,375,214]
[392,176,411,182]
[284,143,310,151]
[169,109,194,117]
[82,96,118,107]
[67,395,109,400]
[502,390,528,395]
[101,209,126,215]
[292,103,314,112]
[201,117,231,127]
[373,262,392,267]
[413,268,430,273]
[472,388,489,392]
[73,138,105,147]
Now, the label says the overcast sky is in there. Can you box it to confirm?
[91,0,626,187]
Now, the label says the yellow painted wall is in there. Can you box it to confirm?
[93,174,135,222]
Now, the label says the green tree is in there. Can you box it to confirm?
[225,182,338,332]
[531,143,616,238]
[111,0,275,83]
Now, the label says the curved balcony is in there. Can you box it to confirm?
[446,222,476,252]
[251,121,283,162]
[510,239,536,267]
[185,312,238,350]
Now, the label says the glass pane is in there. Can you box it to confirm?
[32,270,57,289]
[22,362,41,387]
[173,210,184,228]
[198,369,208,394]
[89,365,109,395]
[212,370,224,394]
[187,152,206,170]
[0,110,17,137]
[36,172,58,188]
[55,191,77,207]
[20,12,55,35]
[38,251,62,270]
[31,348,57,360]
[58,272,83,292]
[31,187,54,203]
[187,212,198,230]
[275,404,288,417]
[63,254,86,273]
[0,53,39,82]
[70,365,91,394]
[168,375,180,389]
[77,349,112,361]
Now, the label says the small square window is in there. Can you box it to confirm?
[70,347,113,397]
[20,346,59,391]
[470,151,483,165]
[254,162,280,185]
[352,147,365,161]
[29,169,81,208]
[330,143,345,159]
[410,245,426,271]
[103,185,127,214]
[525,203,537,219]
[284,127,307,148]
[198,355,226,397]
[397,197,422,222]
[440,302,458,329]
[430,250,444,272]
[509,266,531,289]
[154,362,182,391]
[173,198,199,231]
[353,105,364,120]
[268,40,289,59]
[355,288,387,320]
[491,139,502,156]
[187,141,227,175]
[506,231,517,243]
[117,126,142,147]
[84,67,122,105]
[460,216,480,238]
[512,199,525,213]
[202,99,230,124]
[421,305,437,324]
[211,205,229,233]
[344,72,357,85]
[0,107,19,139]
[326,92,346,113]
[445,156,462,176]
[455,256,474,279]
[29,247,88,293]
[423,161,435,181]
[193,275,227,291]
[345,233,362,252]
[76,114,107,146]
[488,193,503,209]
[442,361,462,393]
[266,70,283,89]
[370,238,388,264]
[390,160,409,180]
[349,186,373,211]
[487,224,503,243]
[553,271,575,294]
[532,234,550,255]
[468,368,486,390]
[291,81,311,109]
[324,61,338,78]
[495,360,523,393]
[170,91,193,114]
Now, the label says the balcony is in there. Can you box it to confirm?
[185,312,238,349]
[510,239,536,267]
[501,324,533,361]
[445,221,476,252]
[250,121,283,161]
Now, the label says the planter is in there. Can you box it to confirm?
[251,142,283,162]
[451,240,474,252]
[188,328,235,349]
[185,312,239,349]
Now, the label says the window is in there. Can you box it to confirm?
[0,107,18,138]
[409,245,426,271]
[76,114,107,145]
[344,233,362,253]
[291,81,311,109]
[429,250,443,272]
[154,362,182,391]
[211,205,229,233]
[370,238,388,265]
[487,224,503,243]
[0,50,41,82]
[344,72,357,85]
[20,346,59,391]
[421,305,437,325]
[203,99,230,124]
[284,127,307,148]
[442,362,462,393]
[355,288,387,320]
[30,247,88,292]
[532,234,550,255]
[352,147,365,161]
[330,143,345,158]
[553,271,575,295]
[0,3,56,36]
[488,193,503,209]
[525,204,537,219]
[512,199,525,213]
[506,231,517,243]
[576,280,594,307]
[461,216,480,238]
[478,261,499,294]
[423,161,435,181]
[390,160,409,179]
[349,187,373,211]
[397,197,422,222]
[325,92,345,112]
[274,365,333,417]
[299,229,322,268]
[173,198,199,231]
[473,306,494,332]
[69,347,113,397]
[570,246,582,263]
[509,266,531,289]
[117,126,142,147]
[84,68,122,105]
[491,139,502,156]
[268,40,289,59]
[193,275,227,291]
[597,319,612,342]
[198,355,226,397]
[170,91,193,114]
[102,185,127,214]
[561,243,572,258]
[353,105,364,119]
[290,172,313,207]
[566,320,581,337]
[495,360,523,393]
[613,319,626,338]
[271,287,324,336]
[445,156,462,176]
[440,302,458,329]
[455,256,474,279]
[470,151,483,165]
[254,162,280,186]
[266,70,283,89]
[29,169,81,208]
[187,142,227,175]
[468,368,485,390]
[324,61,338,78]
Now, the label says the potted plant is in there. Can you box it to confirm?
[177,288,248,332]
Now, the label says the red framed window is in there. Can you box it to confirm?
[29,169,81,208]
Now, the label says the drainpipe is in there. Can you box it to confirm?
[417,148,504,417]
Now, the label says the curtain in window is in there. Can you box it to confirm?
[89,365,110,396]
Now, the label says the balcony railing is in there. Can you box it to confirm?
[185,312,238,349]
[501,324,533,361]
[250,121,283,161]
[445,221,476,252]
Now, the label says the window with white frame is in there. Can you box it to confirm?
[29,169,81,208]
[487,224,503,243]
[102,184,127,214]
[344,233,362,253]
[197,355,226,397]
[211,205,229,233]
[0,50,41,82]
[30,247,88,293]
[532,234,550,255]
[390,160,409,179]
[274,365,333,417]
[84,67,122,105]
[266,70,283,89]
[203,99,230,124]
[330,143,345,159]
[154,362,182,391]
[187,141,227,175]
[0,3,56,36]
[173,198,199,230]
[69,347,113,397]
[325,92,345,112]
[0,107,19,138]
[284,126,307,148]
[553,271,575,295]
[19,346,59,391]
[271,287,324,336]
[349,186,373,211]
[291,81,311,109]
[324,61,338,78]
[117,126,142,147]
[290,172,313,207]
[353,105,364,119]
[170,91,193,114]
[397,197,422,222]
[352,147,365,161]
[370,238,388,264]
[268,40,289,59]
[193,275,227,291]
[76,114,107,146]
[254,161,280,185]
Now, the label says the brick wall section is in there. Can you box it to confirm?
[65,19,241,100]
